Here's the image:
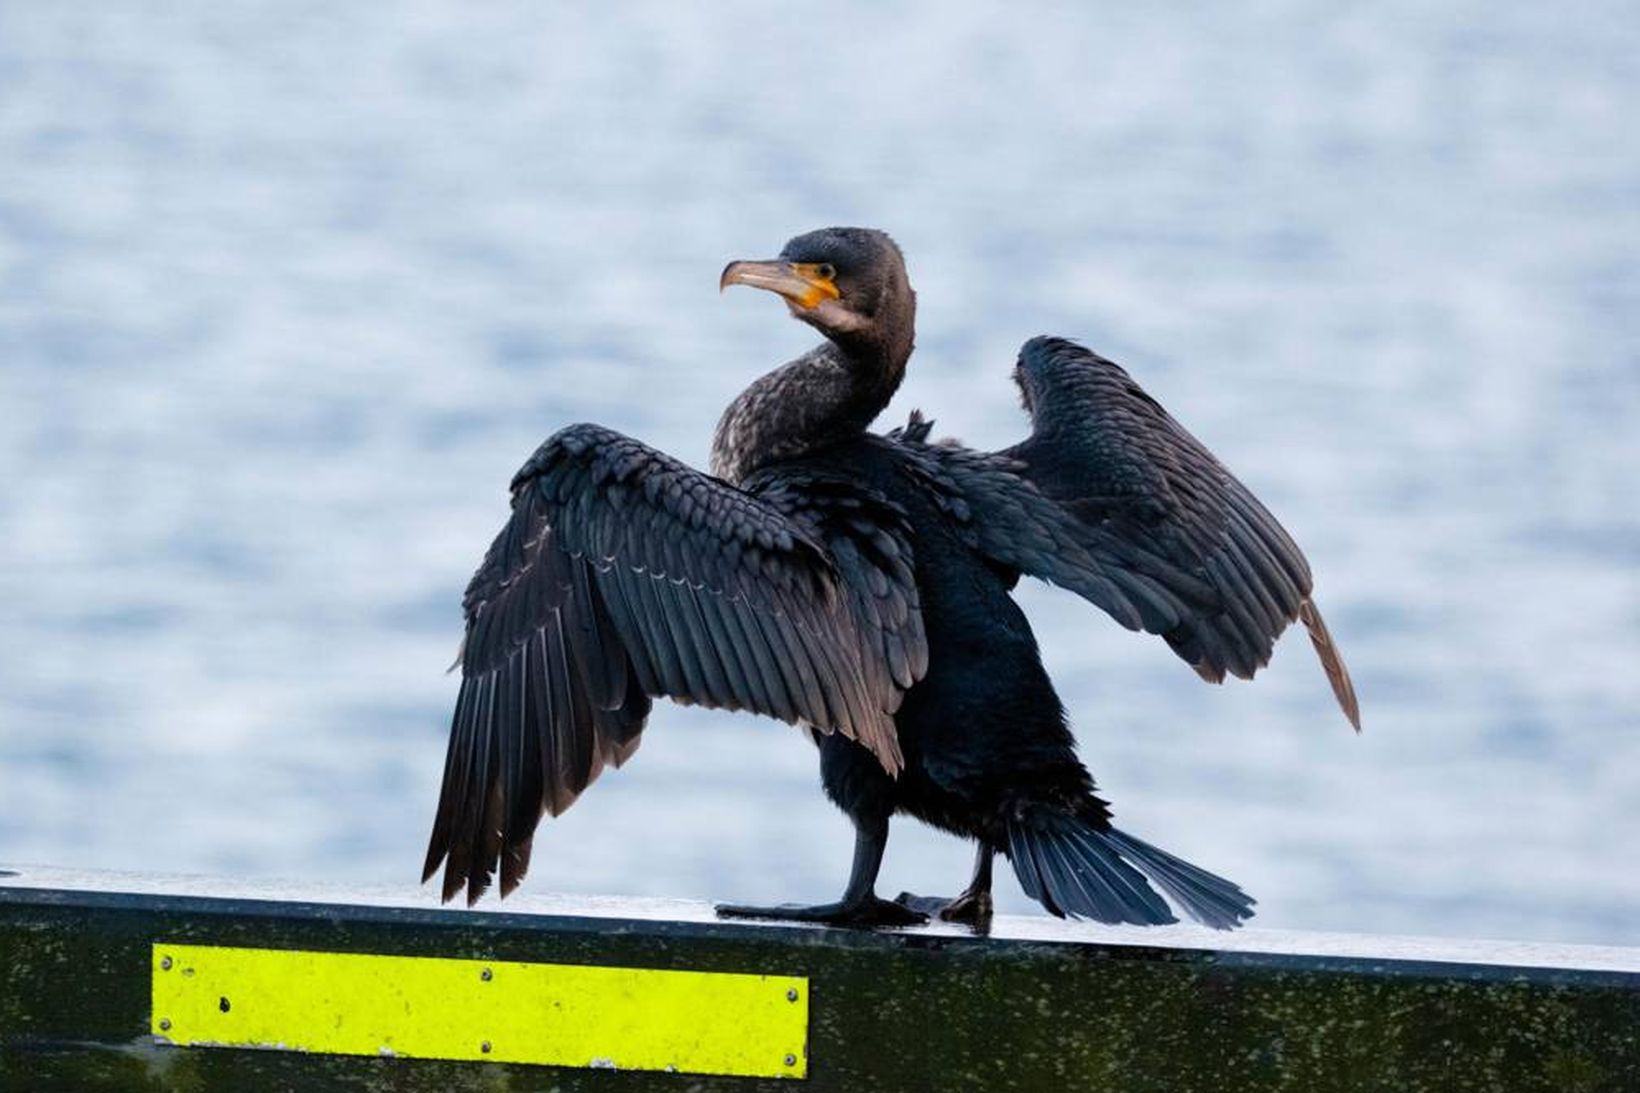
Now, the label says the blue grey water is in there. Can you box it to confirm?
[1,4,1635,946]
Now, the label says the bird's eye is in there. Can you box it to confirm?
[817,263,836,280]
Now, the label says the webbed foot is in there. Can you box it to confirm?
[895,889,994,925]
[715,896,929,928]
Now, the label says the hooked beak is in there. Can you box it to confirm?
[719,259,840,310]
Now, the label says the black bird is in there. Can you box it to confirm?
[422,227,1360,929]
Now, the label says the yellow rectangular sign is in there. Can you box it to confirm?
[151,942,808,1078]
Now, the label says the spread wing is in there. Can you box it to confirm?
[898,335,1359,730]
[424,423,920,904]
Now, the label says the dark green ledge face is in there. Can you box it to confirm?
[1,880,1636,1093]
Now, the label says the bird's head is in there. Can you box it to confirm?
[721,227,915,365]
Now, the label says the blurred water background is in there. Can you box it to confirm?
[1,3,1636,945]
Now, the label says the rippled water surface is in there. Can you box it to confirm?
[2,3,1636,944]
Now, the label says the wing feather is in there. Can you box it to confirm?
[894,336,1359,730]
[1008,336,1357,721]
[425,423,922,903]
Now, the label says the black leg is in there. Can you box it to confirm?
[716,812,928,928]
[943,844,996,923]
[896,842,996,925]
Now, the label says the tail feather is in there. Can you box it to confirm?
[1065,826,1175,923]
[1007,813,1175,926]
[1005,822,1058,916]
[1103,828,1257,930]
[1049,831,1169,925]
[1007,812,1256,930]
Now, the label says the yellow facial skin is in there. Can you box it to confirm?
[720,260,840,310]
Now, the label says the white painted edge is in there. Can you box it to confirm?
[3,863,1636,975]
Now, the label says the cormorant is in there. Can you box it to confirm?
[422,227,1360,929]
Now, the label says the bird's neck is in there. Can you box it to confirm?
[711,338,909,483]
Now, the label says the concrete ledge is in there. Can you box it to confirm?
[2,866,1636,1091]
